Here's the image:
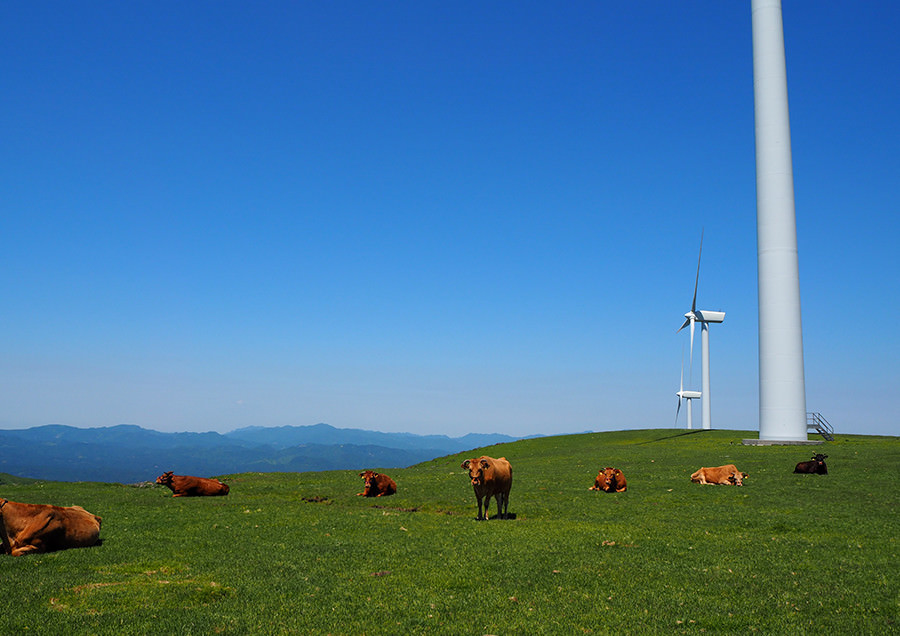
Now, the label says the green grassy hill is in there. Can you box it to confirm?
[1,429,897,634]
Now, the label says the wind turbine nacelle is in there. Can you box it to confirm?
[677,390,702,399]
[695,310,725,323]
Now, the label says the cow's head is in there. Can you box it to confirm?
[156,471,174,486]
[728,471,748,486]
[359,470,377,487]
[812,454,828,463]
[461,458,490,486]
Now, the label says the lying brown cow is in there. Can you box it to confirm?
[461,456,512,520]
[156,471,230,497]
[357,470,397,497]
[794,453,828,475]
[690,464,748,486]
[589,467,627,492]
[0,499,101,556]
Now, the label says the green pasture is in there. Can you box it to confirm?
[1,429,897,635]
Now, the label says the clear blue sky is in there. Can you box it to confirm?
[2,2,897,437]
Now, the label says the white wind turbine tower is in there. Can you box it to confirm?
[752,0,808,441]
[676,349,701,430]
[677,233,724,430]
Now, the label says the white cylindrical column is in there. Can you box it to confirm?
[701,323,711,430]
[752,0,808,441]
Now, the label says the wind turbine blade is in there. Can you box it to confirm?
[691,230,703,313]
[677,317,691,333]
[675,397,682,425]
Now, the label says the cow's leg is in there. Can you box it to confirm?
[475,493,484,520]
[10,543,41,556]
[9,514,53,556]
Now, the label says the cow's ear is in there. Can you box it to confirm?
[359,472,365,478]
[461,460,470,469]
[742,472,749,478]
[480,459,490,469]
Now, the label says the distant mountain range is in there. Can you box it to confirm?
[0,424,524,484]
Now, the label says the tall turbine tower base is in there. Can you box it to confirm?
[751,0,808,442]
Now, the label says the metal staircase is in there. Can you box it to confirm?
[807,412,834,441]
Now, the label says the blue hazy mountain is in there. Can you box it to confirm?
[224,423,517,453]
[0,423,524,483]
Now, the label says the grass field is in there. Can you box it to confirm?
[1,429,897,635]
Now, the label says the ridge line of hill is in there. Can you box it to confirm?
[0,423,528,483]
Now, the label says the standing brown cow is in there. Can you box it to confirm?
[0,499,101,556]
[357,470,397,497]
[461,456,513,520]
[156,472,230,497]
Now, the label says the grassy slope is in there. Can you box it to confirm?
[0,429,897,635]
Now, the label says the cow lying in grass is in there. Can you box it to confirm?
[156,472,230,497]
[0,499,101,556]
[690,464,748,486]
[357,470,397,497]
[794,453,828,474]
[589,467,627,492]
[461,456,513,520]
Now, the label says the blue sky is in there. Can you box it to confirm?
[2,2,897,438]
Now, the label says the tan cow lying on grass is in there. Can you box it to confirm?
[461,456,513,520]
[690,464,748,486]
[589,467,628,492]
[357,470,397,497]
[156,471,230,497]
[0,499,101,556]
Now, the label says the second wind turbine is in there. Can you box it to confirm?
[677,233,725,430]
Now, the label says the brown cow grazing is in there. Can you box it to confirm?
[0,499,101,556]
[794,453,828,475]
[357,470,397,497]
[156,472,230,497]
[461,456,513,520]
[690,464,748,486]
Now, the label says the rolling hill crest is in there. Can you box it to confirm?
[0,423,523,484]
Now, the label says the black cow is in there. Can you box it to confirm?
[794,453,828,474]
